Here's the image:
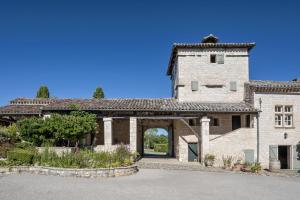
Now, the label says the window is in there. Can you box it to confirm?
[210,54,216,63]
[210,54,224,64]
[275,114,283,127]
[246,115,251,128]
[275,106,283,113]
[275,105,293,127]
[209,117,219,126]
[285,115,293,127]
[285,106,292,113]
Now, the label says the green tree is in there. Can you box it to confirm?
[17,117,50,146]
[93,87,105,99]
[17,111,97,148]
[36,86,50,98]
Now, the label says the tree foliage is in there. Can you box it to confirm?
[93,87,105,99]
[144,128,168,149]
[17,111,97,147]
[36,86,50,98]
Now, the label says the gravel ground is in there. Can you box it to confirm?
[0,169,300,200]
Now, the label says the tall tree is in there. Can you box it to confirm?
[93,87,105,99]
[36,86,50,98]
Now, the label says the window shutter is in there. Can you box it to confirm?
[217,54,224,64]
[293,145,300,170]
[269,145,278,161]
[191,81,198,91]
[230,81,237,91]
[243,149,254,163]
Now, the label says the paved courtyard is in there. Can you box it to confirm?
[0,169,300,200]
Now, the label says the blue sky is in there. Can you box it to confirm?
[0,0,299,106]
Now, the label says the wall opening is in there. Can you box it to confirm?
[278,145,291,169]
[143,128,169,157]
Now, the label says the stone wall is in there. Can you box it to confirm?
[173,119,199,162]
[174,48,249,102]
[209,128,257,167]
[254,93,300,168]
[0,166,138,178]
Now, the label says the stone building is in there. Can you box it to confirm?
[1,34,300,169]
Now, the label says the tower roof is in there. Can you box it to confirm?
[202,34,219,43]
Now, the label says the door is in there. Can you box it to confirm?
[188,143,198,162]
[278,146,290,169]
[232,115,241,130]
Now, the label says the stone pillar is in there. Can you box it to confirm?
[200,116,210,163]
[129,117,137,152]
[103,118,113,148]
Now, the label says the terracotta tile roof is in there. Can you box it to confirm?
[0,98,258,115]
[167,42,255,75]
[248,80,300,92]
[0,105,42,115]
[43,98,257,113]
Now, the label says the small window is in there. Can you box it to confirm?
[210,54,216,63]
[209,117,219,126]
[188,119,200,126]
[285,106,292,113]
[275,114,283,127]
[275,106,283,113]
[284,115,293,127]
[246,115,251,128]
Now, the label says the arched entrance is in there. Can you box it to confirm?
[143,128,169,157]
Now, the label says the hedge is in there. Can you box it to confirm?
[7,148,35,165]
[154,144,168,153]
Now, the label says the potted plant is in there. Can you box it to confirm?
[204,154,215,167]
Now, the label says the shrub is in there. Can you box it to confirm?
[7,148,35,165]
[222,155,234,168]
[154,144,168,153]
[204,154,215,167]
[35,145,134,169]
[250,162,262,173]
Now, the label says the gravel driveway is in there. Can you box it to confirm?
[1,169,300,200]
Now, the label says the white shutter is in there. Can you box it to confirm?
[191,81,198,91]
[230,81,237,91]
[217,54,224,64]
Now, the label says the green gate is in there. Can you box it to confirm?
[188,143,198,162]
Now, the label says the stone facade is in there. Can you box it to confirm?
[254,93,300,168]
[173,48,249,102]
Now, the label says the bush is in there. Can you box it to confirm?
[222,155,234,168]
[250,162,262,173]
[154,144,168,153]
[204,154,215,167]
[35,145,134,168]
[7,148,35,165]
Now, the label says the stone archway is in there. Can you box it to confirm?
[139,119,174,157]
